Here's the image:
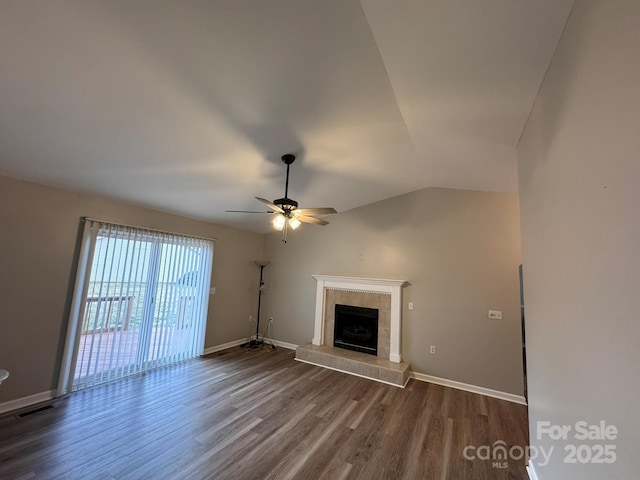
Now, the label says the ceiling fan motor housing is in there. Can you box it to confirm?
[274,197,298,215]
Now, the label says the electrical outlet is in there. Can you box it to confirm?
[209,287,216,295]
[408,302,414,310]
[488,310,503,320]
[430,345,436,354]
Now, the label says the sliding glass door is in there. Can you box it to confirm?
[58,220,214,394]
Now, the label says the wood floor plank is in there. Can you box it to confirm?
[0,347,529,480]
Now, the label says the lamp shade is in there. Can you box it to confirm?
[289,217,301,230]
[272,214,286,231]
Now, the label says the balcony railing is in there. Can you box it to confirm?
[81,295,134,333]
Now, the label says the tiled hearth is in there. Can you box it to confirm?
[295,275,410,387]
[296,343,410,387]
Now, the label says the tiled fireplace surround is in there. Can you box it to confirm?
[323,289,391,360]
[295,275,411,387]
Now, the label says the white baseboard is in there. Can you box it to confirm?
[526,461,540,480]
[202,338,298,355]
[269,339,298,350]
[410,371,527,405]
[0,390,55,415]
[202,338,246,355]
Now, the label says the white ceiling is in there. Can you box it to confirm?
[0,1,573,233]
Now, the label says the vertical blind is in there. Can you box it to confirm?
[58,219,214,394]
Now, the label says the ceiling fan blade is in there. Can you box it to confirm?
[298,215,329,226]
[225,210,274,214]
[256,197,284,213]
[296,207,337,215]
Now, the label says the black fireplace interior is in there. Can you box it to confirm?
[334,304,378,355]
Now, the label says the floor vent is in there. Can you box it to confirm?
[16,404,54,418]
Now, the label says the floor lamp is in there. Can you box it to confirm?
[246,260,270,348]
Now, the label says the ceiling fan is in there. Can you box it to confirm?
[226,154,337,242]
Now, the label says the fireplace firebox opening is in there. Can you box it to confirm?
[334,304,378,355]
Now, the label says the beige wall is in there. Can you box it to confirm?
[263,187,524,395]
[0,175,263,404]
[517,0,640,478]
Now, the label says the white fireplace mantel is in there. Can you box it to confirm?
[312,275,408,363]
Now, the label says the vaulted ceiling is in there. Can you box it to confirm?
[0,1,573,232]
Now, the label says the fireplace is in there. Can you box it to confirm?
[296,275,410,387]
[311,275,408,363]
[334,304,379,355]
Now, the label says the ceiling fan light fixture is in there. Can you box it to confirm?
[288,217,301,230]
[272,214,286,231]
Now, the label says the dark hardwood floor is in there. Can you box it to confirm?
[0,347,529,479]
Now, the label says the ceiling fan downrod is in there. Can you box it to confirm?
[282,154,294,200]
[274,154,298,212]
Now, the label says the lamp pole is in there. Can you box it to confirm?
[252,260,270,346]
